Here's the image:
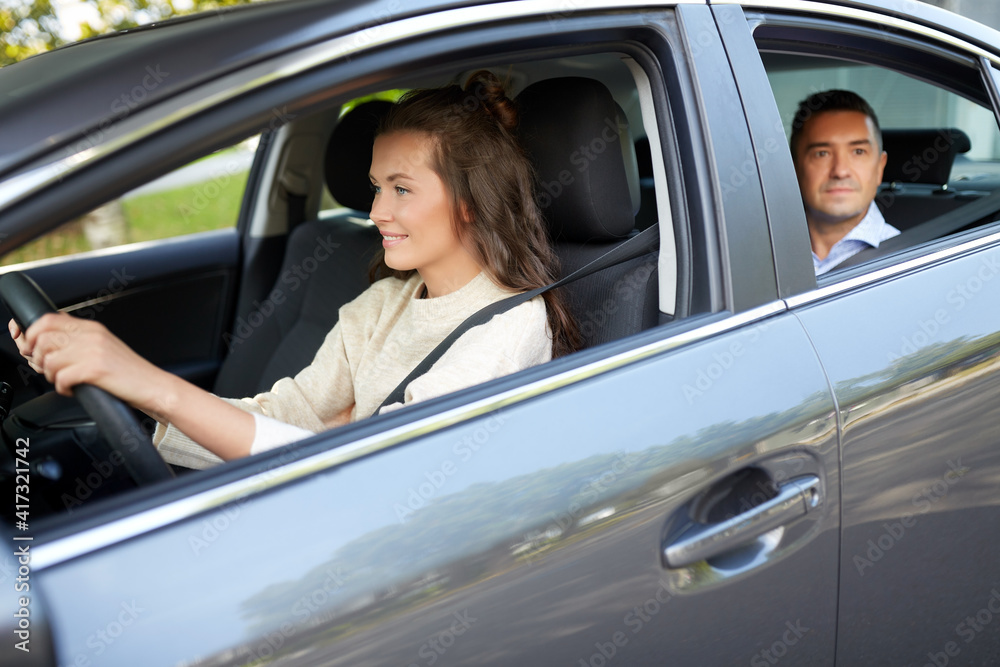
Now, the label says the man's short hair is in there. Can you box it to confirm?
[790,89,882,157]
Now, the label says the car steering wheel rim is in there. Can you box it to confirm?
[0,272,174,485]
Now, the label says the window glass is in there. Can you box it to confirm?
[1,136,259,266]
[759,46,1000,275]
[764,54,1000,172]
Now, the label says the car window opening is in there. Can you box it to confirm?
[758,43,1000,275]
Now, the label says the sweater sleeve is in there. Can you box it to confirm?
[154,319,357,469]
[382,296,552,413]
[250,414,316,455]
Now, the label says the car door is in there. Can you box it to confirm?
[723,3,1000,663]
[15,4,845,666]
[0,142,261,398]
[0,126,285,393]
[34,309,838,667]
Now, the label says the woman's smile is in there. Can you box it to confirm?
[380,232,409,248]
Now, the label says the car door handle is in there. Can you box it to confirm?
[663,475,821,568]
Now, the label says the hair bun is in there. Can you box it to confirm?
[465,70,518,132]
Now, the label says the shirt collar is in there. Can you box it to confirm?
[838,202,898,247]
[810,202,901,275]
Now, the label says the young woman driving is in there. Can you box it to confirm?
[9,71,578,469]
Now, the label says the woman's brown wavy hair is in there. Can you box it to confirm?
[369,70,580,357]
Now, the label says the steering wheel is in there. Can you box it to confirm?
[0,272,174,485]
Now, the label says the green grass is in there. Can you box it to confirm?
[0,226,93,266]
[121,171,249,242]
[338,89,407,117]
[0,171,249,267]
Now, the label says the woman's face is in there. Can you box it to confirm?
[369,131,480,297]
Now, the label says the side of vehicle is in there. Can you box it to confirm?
[733,3,1000,663]
[0,2,839,665]
[0,1,997,665]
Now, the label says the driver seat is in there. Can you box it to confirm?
[516,77,659,348]
[212,102,388,397]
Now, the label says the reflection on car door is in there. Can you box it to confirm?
[794,244,1000,664]
[38,310,839,666]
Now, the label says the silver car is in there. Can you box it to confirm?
[1,0,999,664]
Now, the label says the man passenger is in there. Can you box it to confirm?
[790,89,898,275]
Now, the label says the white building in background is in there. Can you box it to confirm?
[921,0,1000,32]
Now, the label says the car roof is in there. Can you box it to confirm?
[0,0,502,177]
[750,0,1000,53]
[0,0,997,178]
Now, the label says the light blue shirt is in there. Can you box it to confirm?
[812,203,899,275]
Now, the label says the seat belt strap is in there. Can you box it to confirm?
[375,224,660,412]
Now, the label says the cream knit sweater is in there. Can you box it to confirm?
[154,272,552,469]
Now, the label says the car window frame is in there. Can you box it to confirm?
[987,61,1000,119]
[738,6,1000,300]
[0,137,263,269]
[673,3,782,315]
[711,4,817,300]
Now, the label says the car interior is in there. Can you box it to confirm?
[0,49,679,524]
[217,62,665,397]
[758,44,1000,272]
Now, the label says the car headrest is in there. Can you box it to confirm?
[516,77,639,243]
[325,100,394,212]
[881,128,971,186]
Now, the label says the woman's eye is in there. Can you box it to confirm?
[395,186,409,195]
[370,183,380,194]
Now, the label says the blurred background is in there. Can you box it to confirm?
[924,0,1000,30]
[0,0,258,67]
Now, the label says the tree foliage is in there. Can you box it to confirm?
[1,0,258,68]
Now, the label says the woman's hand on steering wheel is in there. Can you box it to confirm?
[10,312,169,419]
[0,271,174,484]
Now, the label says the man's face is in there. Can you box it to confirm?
[793,110,887,228]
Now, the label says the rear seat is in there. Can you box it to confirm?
[212,102,388,397]
[878,128,976,232]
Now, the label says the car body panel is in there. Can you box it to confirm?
[737,6,1000,661]
[713,0,1000,63]
[39,311,839,666]
[677,4,779,314]
[793,241,1000,664]
[711,3,816,300]
[2,0,628,176]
